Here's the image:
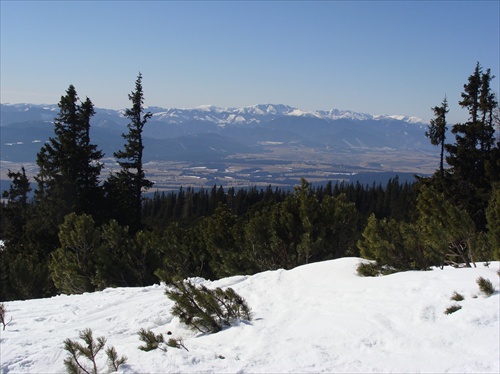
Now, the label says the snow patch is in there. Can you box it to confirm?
[1,259,498,373]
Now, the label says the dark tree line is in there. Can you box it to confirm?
[1,64,499,301]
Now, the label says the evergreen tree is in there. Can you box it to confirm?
[426,96,449,179]
[106,73,152,233]
[94,220,140,290]
[49,213,101,294]
[35,85,104,221]
[417,186,480,267]
[1,167,32,247]
[444,63,499,229]
[0,168,32,300]
[486,186,500,260]
[357,214,428,272]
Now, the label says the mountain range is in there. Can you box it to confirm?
[1,103,433,164]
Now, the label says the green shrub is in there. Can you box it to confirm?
[137,328,165,351]
[356,262,380,277]
[167,337,189,351]
[166,280,252,334]
[356,262,398,277]
[450,291,464,301]
[476,277,495,296]
[63,328,126,374]
[444,304,462,315]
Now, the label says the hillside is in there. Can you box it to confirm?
[1,258,499,373]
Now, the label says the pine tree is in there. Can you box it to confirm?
[426,96,449,179]
[49,213,101,294]
[1,167,32,247]
[35,85,104,221]
[417,186,479,267]
[486,186,500,260]
[444,63,499,229]
[166,280,251,334]
[106,73,152,233]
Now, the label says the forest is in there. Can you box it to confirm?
[1,64,499,301]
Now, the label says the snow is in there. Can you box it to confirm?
[1,258,499,373]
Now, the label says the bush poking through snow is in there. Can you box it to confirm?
[63,328,127,374]
[167,337,189,351]
[356,262,397,277]
[0,303,13,330]
[444,304,462,315]
[476,277,495,296]
[166,280,252,334]
[105,346,127,372]
[356,263,381,277]
[137,328,165,351]
[450,291,465,301]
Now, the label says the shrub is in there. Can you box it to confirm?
[450,291,464,301]
[166,280,252,334]
[167,337,189,351]
[444,304,462,315]
[356,262,398,277]
[356,262,380,277]
[63,328,126,374]
[105,346,127,372]
[476,277,495,296]
[0,303,13,330]
[137,328,165,351]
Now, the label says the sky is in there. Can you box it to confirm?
[1,1,499,124]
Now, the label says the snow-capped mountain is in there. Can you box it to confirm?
[147,103,427,126]
[1,103,427,127]
[0,103,432,164]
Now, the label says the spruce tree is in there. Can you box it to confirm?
[1,167,32,247]
[486,186,500,260]
[444,63,499,229]
[35,85,104,221]
[426,96,449,179]
[106,73,152,233]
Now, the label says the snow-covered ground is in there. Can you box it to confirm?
[1,258,499,373]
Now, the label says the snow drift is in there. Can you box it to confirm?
[1,258,499,373]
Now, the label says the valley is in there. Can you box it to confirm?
[0,103,439,191]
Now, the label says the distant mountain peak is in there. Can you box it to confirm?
[1,102,427,127]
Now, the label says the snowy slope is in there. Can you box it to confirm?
[1,258,499,373]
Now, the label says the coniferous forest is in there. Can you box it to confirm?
[1,64,499,301]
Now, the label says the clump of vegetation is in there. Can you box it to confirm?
[444,304,462,315]
[356,262,397,277]
[450,291,464,301]
[166,280,252,334]
[137,328,165,351]
[0,303,13,330]
[63,328,127,374]
[167,337,189,351]
[476,277,495,296]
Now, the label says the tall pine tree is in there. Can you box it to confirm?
[444,63,499,229]
[426,96,448,180]
[35,85,104,221]
[106,73,153,232]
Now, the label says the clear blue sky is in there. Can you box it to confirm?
[1,1,499,123]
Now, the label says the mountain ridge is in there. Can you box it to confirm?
[0,103,437,180]
[0,102,427,127]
